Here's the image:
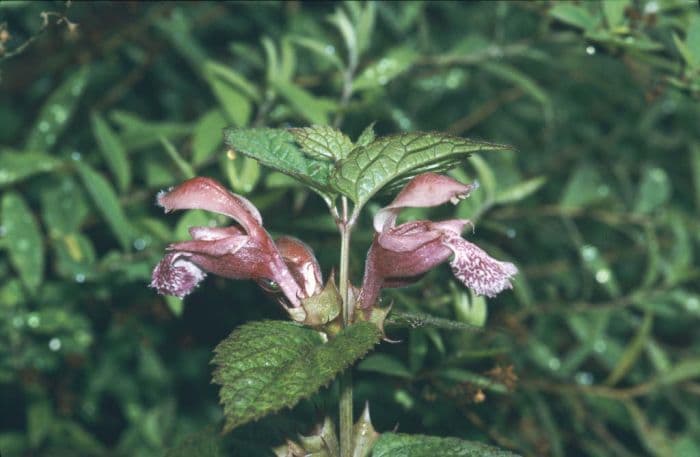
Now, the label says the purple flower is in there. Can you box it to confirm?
[358,172,517,309]
[150,177,321,308]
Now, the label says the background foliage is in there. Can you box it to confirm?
[1,1,700,456]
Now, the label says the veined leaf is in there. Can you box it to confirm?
[1,193,44,291]
[330,132,511,208]
[372,433,520,457]
[0,150,62,188]
[74,162,134,251]
[91,113,131,192]
[290,125,354,161]
[223,128,336,202]
[25,66,90,152]
[212,321,381,432]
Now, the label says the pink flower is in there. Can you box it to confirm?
[358,173,517,309]
[150,177,321,308]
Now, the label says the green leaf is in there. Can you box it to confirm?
[549,4,597,31]
[602,0,628,28]
[494,176,546,205]
[371,433,520,457]
[74,162,134,251]
[91,113,131,192]
[385,310,483,333]
[25,66,90,152]
[110,110,192,151]
[203,60,260,101]
[560,163,607,210]
[1,192,44,291]
[271,79,335,125]
[221,152,260,194]
[192,109,227,166]
[0,150,62,188]
[353,46,418,91]
[164,428,222,457]
[634,167,670,214]
[290,125,354,161]
[357,354,412,379]
[289,35,344,70]
[685,16,700,68]
[356,123,376,147]
[481,62,552,122]
[331,132,510,207]
[212,321,381,432]
[691,144,700,211]
[204,62,253,127]
[160,137,195,179]
[605,311,653,386]
[223,128,336,202]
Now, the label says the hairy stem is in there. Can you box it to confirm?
[338,196,354,457]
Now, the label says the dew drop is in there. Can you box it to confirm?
[548,357,561,370]
[133,238,147,251]
[12,316,23,328]
[596,185,610,197]
[586,45,596,55]
[74,273,86,283]
[581,245,598,261]
[27,314,41,328]
[324,45,335,55]
[50,105,68,123]
[644,1,659,14]
[49,337,62,351]
[685,297,700,311]
[506,228,516,239]
[595,269,611,284]
[575,371,594,385]
[0,225,6,237]
[38,121,50,132]
[71,151,82,161]
[226,149,236,160]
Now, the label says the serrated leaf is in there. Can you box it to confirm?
[74,162,134,251]
[91,113,131,192]
[0,150,62,188]
[212,321,381,432]
[331,132,510,207]
[1,192,44,291]
[371,433,520,457]
[290,125,354,161]
[25,66,90,152]
[192,109,227,166]
[223,128,336,202]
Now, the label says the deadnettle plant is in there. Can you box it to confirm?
[154,123,521,457]
[150,177,322,310]
[358,172,518,310]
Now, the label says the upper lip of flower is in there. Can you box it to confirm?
[150,177,322,307]
[358,172,517,309]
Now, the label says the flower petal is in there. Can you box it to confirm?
[275,236,323,298]
[157,177,263,235]
[150,252,206,298]
[374,172,477,232]
[443,233,518,297]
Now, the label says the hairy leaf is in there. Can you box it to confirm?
[223,128,336,202]
[331,132,510,207]
[385,310,483,333]
[371,433,520,457]
[212,321,381,432]
[290,125,354,161]
[1,193,44,291]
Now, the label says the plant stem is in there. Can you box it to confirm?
[338,196,353,457]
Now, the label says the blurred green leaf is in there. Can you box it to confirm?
[192,109,227,166]
[160,137,195,179]
[289,35,344,69]
[74,162,133,251]
[385,310,483,333]
[602,1,628,28]
[221,152,260,194]
[481,62,553,122]
[91,112,131,192]
[0,150,62,188]
[27,399,52,448]
[635,166,670,214]
[549,4,597,31]
[25,66,90,152]
[560,164,607,209]
[290,125,354,161]
[605,311,653,385]
[357,353,412,379]
[110,111,192,151]
[353,46,418,91]
[271,79,335,125]
[164,428,222,457]
[691,144,700,211]
[684,16,700,68]
[494,176,546,205]
[212,321,380,432]
[331,132,510,208]
[204,62,254,127]
[1,192,44,291]
[372,433,520,457]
